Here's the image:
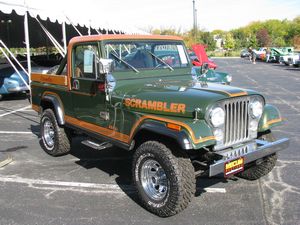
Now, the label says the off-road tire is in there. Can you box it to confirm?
[132,141,195,217]
[40,109,71,156]
[236,132,277,180]
[0,94,2,101]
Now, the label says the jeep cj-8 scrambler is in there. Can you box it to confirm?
[31,35,289,217]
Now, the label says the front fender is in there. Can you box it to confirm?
[137,121,193,150]
[258,104,283,132]
[133,117,216,150]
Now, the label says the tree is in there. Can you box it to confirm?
[224,33,235,50]
[201,32,216,51]
[273,37,286,47]
[256,28,271,47]
[292,35,300,49]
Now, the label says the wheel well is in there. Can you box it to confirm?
[40,100,54,112]
[133,129,183,152]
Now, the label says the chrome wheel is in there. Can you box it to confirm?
[43,118,55,149]
[141,159,168,201]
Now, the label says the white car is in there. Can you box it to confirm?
[287,53,300,67]
[280,53,299,65]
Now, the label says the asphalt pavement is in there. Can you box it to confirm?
[0,59,299,225]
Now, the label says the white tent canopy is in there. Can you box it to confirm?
[0,0,148,34]
[0,0,148,85]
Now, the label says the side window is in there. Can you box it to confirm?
[73,44,99,79]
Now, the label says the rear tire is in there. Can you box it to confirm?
[40,109,71,156]
[236,131,277,180]
[132,141,195,217]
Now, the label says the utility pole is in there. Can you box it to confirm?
[192,0,198,42]
[192,0,196,31]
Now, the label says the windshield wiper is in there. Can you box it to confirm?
[146,50,174,71]
[110,52,139,73]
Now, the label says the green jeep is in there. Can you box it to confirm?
[31,35,289,217]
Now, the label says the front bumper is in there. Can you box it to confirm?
[209,138,289,177]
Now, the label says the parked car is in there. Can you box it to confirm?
[31,34,289,217]
[191,66,232,85]
[293,56,300,67]
[253,47,267,60]
[0,62,49,100]
[189,44,217,69]
[270,47,294,63]
[286,54,300,66]
[240,49,250,58]
[0,64,29,100]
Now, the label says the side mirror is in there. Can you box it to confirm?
[201,63,209,75]
[99,58,114,74]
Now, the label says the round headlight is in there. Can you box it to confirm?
[210,107,225,127]
[226,75,232,83]
[249,99,263,119]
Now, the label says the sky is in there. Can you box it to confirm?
[111,0,300,32]
[2,0,300,33]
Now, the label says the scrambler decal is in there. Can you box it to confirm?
[124,98,186,114]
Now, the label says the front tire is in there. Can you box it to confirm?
[236,131,277,180]
[132,141,195,217]
[40,109,71,156]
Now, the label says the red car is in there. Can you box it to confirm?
[189,44,217,69]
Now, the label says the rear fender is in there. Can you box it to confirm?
[41,95,65,125]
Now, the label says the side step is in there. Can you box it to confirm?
[81,140,113,150]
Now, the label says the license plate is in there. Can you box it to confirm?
[224,157,244,177]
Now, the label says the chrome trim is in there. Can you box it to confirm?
[214,96,264,151]
[7,86,29,92]
[209,137,289,177]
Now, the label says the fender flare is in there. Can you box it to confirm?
[133,120,193,150]
[258,104,283,132]
[41,95,65,125]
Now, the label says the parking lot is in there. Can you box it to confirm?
[0,58,299,225]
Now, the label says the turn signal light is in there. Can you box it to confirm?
[167,123,181,131]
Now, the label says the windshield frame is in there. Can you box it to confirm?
[100,39,191,73]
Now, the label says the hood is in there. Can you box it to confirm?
[112,78,258,118]
[192,44,209,64]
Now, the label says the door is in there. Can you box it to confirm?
[70,43,108,127]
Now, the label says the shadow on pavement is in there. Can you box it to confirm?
[0,93,28,101]
[66,137,231,207]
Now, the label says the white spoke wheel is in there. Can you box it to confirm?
[42,118,55,149]
[141,159,168,201]
[133,141,195,217]
[40,109,71,156]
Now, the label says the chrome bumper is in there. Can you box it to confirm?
[7,86,29,92]
[209,138,289,177]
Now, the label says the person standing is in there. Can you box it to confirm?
[248,47,256,64]
[266,48,271,63]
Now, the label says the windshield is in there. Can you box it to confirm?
[104,41,189,71]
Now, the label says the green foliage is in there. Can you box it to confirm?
[273,37,286,47]
[224,33,235,50]
[147,16,300,56]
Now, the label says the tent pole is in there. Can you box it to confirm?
[24,11,31,81]
[62,22,67,54]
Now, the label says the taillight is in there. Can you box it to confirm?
[97,82,105,92]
